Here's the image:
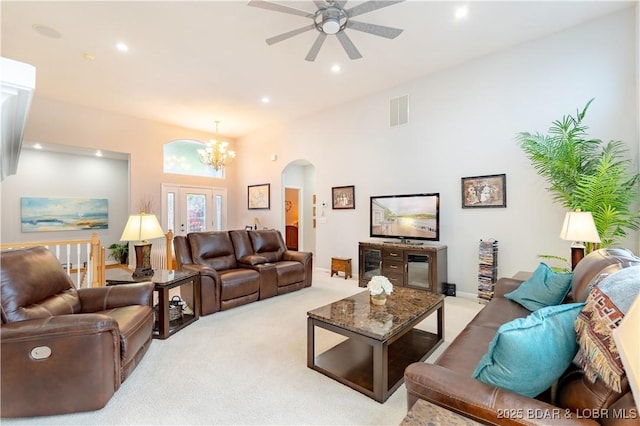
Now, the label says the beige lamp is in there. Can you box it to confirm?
[120,212,165,278]
[559,210,601,270]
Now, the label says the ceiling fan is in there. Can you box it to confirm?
[248,0,405,62]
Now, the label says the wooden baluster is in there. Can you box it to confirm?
[165,230,174,269]
[89,232,104,287]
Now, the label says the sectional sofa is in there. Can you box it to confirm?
[174,229,313,315]
[404,248,639,425]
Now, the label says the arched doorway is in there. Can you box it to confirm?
[282,160,316,256]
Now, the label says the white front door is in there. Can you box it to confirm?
[162,184,227,236]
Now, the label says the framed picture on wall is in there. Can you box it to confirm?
[248,183,270,210]
[332,185,355,209]
[461,174,506,208]
[21,197,109,232]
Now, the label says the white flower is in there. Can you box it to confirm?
[367,275,393,296]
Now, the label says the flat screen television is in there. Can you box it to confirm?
[370,193,440,243]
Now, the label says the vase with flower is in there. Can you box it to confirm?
[367,275,393,305]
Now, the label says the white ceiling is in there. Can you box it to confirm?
[1,1,634,138]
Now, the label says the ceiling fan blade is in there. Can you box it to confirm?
[305,33,327,62]
[266,24,315,45]
[346,20,403,39]
[335,0,348,7]
[346,0,405,18]
[335,31,362,60]
[247,0,314,18]
[312,0,327,8]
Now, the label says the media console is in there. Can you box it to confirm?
[358,241,448,294]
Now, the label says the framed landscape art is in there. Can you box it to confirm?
[21,197,109,232]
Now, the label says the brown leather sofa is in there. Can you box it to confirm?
[174,229,312,316]
[1,246,154,418]
[404,248,640,425]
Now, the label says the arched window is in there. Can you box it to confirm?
[163,139,225,178]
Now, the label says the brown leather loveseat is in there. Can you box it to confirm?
[1,246,154,418]
[404,248,639,425]
[174,229,312,316]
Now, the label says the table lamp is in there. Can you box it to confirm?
[559,210,601,270]
[120,212,165,278]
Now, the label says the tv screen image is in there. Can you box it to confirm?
[370,193,440,242]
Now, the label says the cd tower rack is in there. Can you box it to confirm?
[477,239,498,303]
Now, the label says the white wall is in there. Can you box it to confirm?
[1,149,128,246]
[2,8,636,297]
[18,98,239,220]
[234,9,639,296]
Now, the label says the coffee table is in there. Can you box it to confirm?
[307,286,444,403]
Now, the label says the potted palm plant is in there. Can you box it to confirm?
[516,99,640,251]
[108,243,129,264]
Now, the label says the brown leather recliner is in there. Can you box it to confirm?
[174,231,261,315]
[1,246,154,418]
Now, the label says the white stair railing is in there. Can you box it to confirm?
[0,233,104,288]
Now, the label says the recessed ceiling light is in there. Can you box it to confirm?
[331,64,341,73]
[115,42,129,52]
[33,143,43,150]
[455,6,469,21]
[32,24,61,39]
[261,97,270,104]
[95,150,103,157]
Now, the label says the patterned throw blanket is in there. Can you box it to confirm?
[575,265,640,393]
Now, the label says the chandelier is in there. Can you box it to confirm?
[197,121,236,171]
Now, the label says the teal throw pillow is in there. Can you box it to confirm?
[505,262,573,311]
[472,302,585,398]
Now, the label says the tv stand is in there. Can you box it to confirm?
[383,239,423,245]
[359,242,448,294]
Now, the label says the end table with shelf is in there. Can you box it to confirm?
[106,269,200,339]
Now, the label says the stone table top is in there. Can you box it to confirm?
[307,286,444,341]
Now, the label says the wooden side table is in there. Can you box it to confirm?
[106,268,200,339]
[330,257,352,280]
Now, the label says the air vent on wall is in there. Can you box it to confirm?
[390,95,408,127]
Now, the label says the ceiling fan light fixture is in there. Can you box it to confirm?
[323,17,340,34]
[250,0,405,61]
[315,7,347,35]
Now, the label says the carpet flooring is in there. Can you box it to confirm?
[3,271,484,426]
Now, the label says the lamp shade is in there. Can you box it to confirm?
[559,211,601,243]
[613,293,640,410]
[120,213,165,242]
